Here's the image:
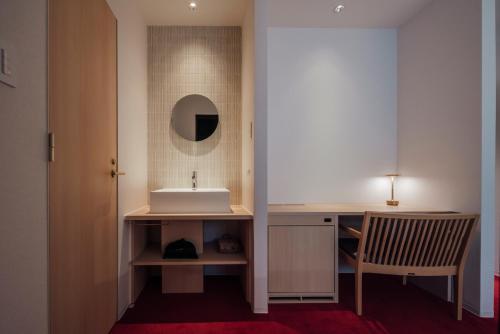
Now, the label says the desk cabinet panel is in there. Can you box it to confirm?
[268,225,336,295]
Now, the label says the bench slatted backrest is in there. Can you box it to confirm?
[358,213,478,268]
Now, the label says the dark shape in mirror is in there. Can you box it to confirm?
[171,94,219,141]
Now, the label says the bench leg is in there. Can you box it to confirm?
[402,275,407,286]
[355,271,363,316]
[455,273,463,320]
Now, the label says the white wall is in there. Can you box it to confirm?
[495,0,500,277]
[268,28,397,204]
[106,0,148,317]
[398,0,482,213]
[481,0,496,316]
[242,0,255,213]
[398,0,494,317]
[253,0,269,313]
[0,0,48,333]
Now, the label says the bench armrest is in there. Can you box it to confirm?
[339,224,361,239]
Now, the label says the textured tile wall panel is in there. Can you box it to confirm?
[148,26,242,204]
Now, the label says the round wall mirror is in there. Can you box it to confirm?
[171,94,219,142]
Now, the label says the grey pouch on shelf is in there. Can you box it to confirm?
[217,234,242,254]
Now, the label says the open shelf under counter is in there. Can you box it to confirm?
[129,207,254,304]
[133,242,248,266]
[125,205,253,221]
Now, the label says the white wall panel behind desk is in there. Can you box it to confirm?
[268,28,397,203]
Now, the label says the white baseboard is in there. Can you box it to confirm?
[478,311,495,318]
[252,306,269,314]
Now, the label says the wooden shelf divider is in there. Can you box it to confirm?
[133,242,248,266]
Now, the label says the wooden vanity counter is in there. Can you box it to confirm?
[125,205,253,221]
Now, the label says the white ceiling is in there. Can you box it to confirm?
[137,0,434,28]
[268,0,434,28]
[137,0,249,26]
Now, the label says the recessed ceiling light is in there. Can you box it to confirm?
[189,1,197,10]
[334,4,345,14]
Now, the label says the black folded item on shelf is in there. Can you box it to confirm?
[163,238,198,259]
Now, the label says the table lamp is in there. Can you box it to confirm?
[386,173,400,206]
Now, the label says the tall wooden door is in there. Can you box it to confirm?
[49,0,118,333]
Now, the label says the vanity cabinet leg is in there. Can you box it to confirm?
[240,220,253,306]
[131,223,148,303]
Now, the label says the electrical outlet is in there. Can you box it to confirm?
[0,40,17,88]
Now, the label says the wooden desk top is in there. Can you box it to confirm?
[125,205,253,221]
[268,203,452,216]
[125,203,450,220]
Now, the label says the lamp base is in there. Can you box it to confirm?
[386,200,399,206]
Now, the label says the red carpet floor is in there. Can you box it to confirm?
[112,274,499,334]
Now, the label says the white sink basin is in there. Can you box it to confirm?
[149,188,231,214]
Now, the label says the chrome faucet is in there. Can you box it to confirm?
[192,171,197,190]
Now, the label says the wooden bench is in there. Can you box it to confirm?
[339,212,479,320]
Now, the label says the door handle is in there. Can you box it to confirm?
[110,159,125,178]
[111,169,126,178]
